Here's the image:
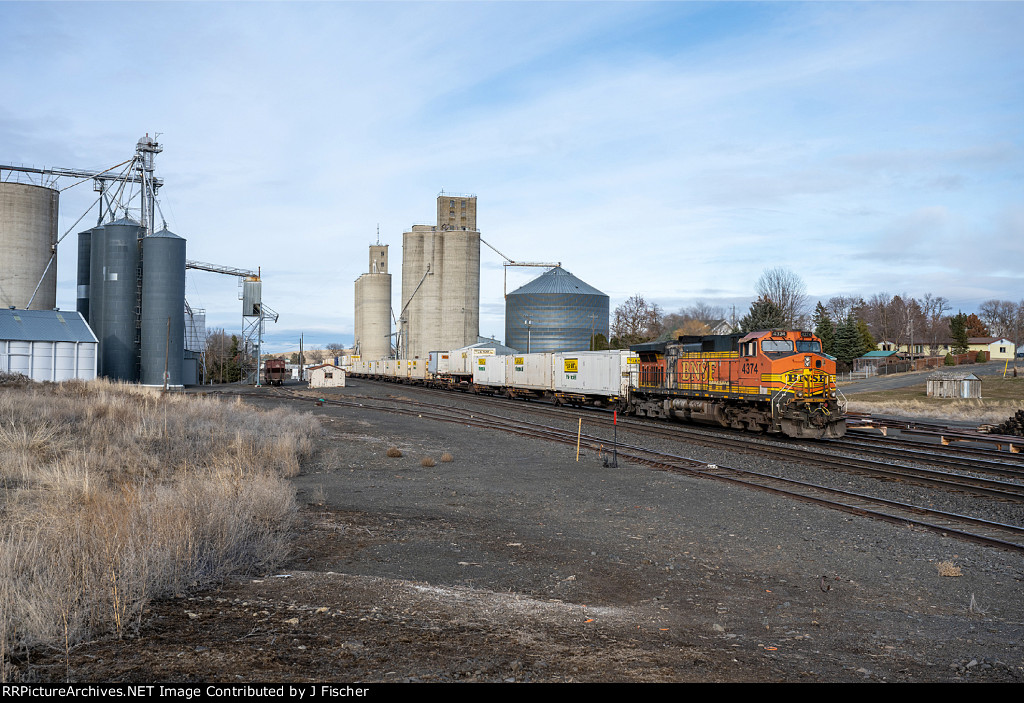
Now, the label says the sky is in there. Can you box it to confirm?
[2,1,1021,353]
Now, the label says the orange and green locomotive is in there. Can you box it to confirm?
[628,330,846,439]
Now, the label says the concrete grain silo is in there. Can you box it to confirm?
[354,243,392,360]
[140,228,186,386]
[400,194,480,359]
[505,267,609,353]
[0,182,59,310]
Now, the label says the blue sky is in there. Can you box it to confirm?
[2,1,1021,352]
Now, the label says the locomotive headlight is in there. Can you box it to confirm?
[804,356,811,367]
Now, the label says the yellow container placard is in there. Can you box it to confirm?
[564,359,578,373]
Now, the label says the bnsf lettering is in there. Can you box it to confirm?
[680,361,716,382]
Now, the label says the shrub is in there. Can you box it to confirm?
[440,452,454,463]
[386,447,402,458]
[0,379,319,678]
[944,353,955,366]
[420,457,436,467]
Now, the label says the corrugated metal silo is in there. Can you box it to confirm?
[184,309,206,352]
[0,182,59,310]
[243,278,261,317]
[88,224,107,373]
[140,228,186,386]
[76,230,91,321]
[505,267,609,353]
[95,217,142,381]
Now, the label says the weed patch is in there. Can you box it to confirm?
[0,380,320,681]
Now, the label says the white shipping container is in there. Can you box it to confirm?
[449,347,495,376]
[505,353,554,391]
[553,350,635,398]
[407,358,426,381]
[473,353,508,387]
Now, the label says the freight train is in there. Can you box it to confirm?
[347,329,846,439]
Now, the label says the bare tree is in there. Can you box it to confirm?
[611,295,663,346]
[825,295,863,323]
[326,342,348,357]
[755,267,808,328]
[305,346,327,364]
[979,299,1019,340]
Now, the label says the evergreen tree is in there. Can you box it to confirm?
[739,296,785,333]
[855,318,876,357]
[949,312,969,354]
[812,302,835,356]
[833,312,863,365]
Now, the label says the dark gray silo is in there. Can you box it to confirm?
[87,224,107,374]
[76,230,92,322]
[95,218,142,381]
[140,228,186,386]
[505,267,610,353]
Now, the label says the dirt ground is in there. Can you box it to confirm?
[26,381,1024,683]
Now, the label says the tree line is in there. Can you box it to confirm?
[609,266,1024,365]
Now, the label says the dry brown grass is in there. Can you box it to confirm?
[420,457,436,467]
[386,447,403,458]
[440,452,454,463]
[847,376,1024,424]
[937,561,963,577]
[0,379,320,681]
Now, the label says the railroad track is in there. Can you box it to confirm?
[302,381,1024,498]
[227,385,1024,554]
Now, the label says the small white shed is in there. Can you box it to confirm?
[0,308,98,382]
[308,363,346,388]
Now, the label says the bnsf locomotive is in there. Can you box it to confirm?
[629,329,845,439]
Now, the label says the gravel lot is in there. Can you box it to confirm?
[32,379,1024,683]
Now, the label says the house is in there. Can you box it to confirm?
[0,308,98,382]
[878,337,1016,360]
[307,363,346,388]
[854,350,900,375]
